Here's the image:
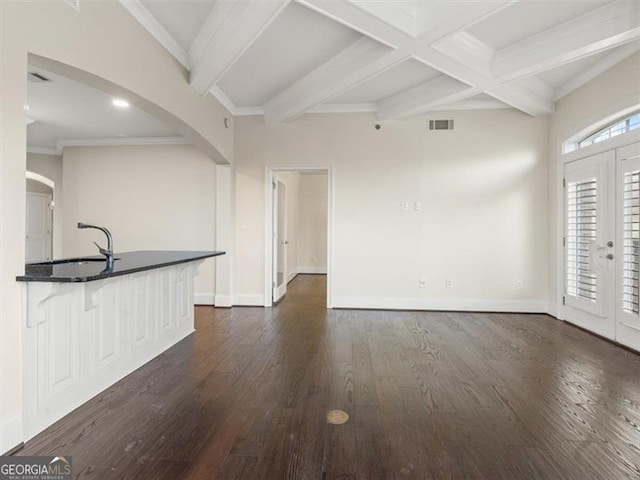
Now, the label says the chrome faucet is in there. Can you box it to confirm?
[77,222,114,265]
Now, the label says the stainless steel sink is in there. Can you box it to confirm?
[29,257,120,266]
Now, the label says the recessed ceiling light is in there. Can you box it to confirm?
[112,98,129,108]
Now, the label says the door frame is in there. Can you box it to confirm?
[557,127,640,322]
[264,165,333,308]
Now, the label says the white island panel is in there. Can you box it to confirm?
[23,262,199,440]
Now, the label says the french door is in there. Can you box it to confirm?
[564,142,639,350]
[615,142,640,349]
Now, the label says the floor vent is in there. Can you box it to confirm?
[428,119,454,131]
[28,72,51,83]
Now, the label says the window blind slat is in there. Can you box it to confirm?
[622,169,640,314]
[566,178,598,303]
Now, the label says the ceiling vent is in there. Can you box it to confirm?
[28,72,51,83]
[428,119,454,131]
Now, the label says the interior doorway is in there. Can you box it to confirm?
[265,167,332,308]
[25,176,54,263]
[563,141,639,350]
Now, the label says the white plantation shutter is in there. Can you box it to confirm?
[566,179,598,302]
[622,169,639,314]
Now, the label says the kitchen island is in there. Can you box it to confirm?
[17,250,224,439]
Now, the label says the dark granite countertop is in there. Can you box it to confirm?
[17,250,225,283]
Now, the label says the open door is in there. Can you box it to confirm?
[272,180,287,302]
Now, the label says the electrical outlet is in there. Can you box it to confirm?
[517,280,523,290]
[446,279,453,288]
[418,279,427,288]
[401,202,409,211]
[414,202,422,211]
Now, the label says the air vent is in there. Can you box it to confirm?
[28,72,51,83]
[428,119,454,131]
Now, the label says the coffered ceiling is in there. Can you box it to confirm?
[122,0,640,123]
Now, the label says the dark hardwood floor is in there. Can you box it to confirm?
[16,275,640,479]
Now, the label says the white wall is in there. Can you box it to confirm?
[27,153,63,258]
[1,1,232,452]
[234,109,549,309]
[62,145,217,302]
[298,174,328,274]
[547,53,640,317]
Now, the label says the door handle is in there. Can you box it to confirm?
[607,241,614,247]
[606,253,614,260]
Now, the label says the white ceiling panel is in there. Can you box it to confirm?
[27,68,179,150]
[140,0,216,52]
[467,0,613,51]
[124,0,638,119]
[329,59,442,104]
[217,2,363,108]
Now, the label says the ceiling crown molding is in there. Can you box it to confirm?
[27,145,62,156]
[57,136,190,151]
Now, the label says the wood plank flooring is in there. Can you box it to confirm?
[15,275,640,479]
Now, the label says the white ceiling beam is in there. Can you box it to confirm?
[431,31,495,77]
[492,0,640,81]
[188,0,290,95]
[263,38,406,124]
[553,42,640,101]
[271,0,552,122]
[119,0,190,68]
[415,1,516,42]
[377,76,480,121]
[347,0,416,36]
[413,46,554,116]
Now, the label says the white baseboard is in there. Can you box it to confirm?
[286,271,298,284]
[214,294,232,308]
[194,293,214,305]
[233,294,265,306]
[332,296,548,313]
[546,302,559,319]
[298,266,327,274]
[1,412,23,454]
